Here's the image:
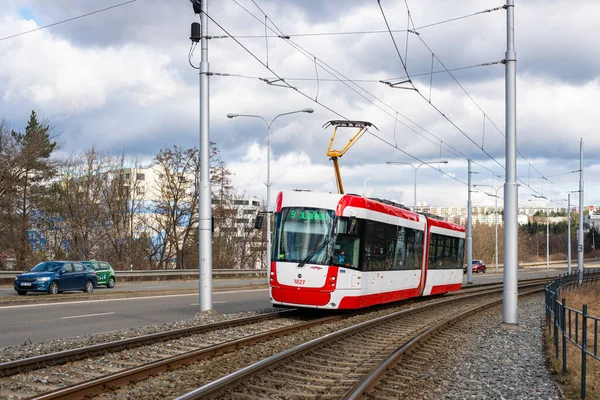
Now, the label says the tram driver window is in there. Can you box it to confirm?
[333,217,360,269]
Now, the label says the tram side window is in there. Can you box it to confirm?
[361,220,396,271]
[393,227,407,270]
[391,226,423,270]
[429,233,463,270]
[414,230,424,270]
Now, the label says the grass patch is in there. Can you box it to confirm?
[546,282,600,399]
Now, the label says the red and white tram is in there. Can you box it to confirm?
[269,190,465,309]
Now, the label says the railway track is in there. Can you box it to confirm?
[0,278,549,399]
[177,283,545,400]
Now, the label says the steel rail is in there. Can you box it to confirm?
[174,282,545,399]
[0,309,297,377]
[340,287,544,399]
[27,315,343,400]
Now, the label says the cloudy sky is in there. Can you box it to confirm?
[1,0,599,211]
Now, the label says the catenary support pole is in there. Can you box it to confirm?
[578,138,584,284]
[495,194,499,273]
[199,0,212,311]
[568,193,571,274]
[546,211,549,269]
[466,159,473,284]
[503,0,519,324]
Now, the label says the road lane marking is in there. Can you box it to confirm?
[0,289,269,309]
[189,301,226,306]
[61,312,115,320]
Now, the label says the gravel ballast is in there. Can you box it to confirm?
[388,295,562,400]
[0,294,563,399]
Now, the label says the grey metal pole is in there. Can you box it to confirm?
[578,138,584,284]
[568,193,571,274]
[413,167,417,212]
[495,195,498,273]
[199,0,212,312]
[546,211,549,269]
[467,159,473,284]
[266,123,272,272]
[503,0,518,324]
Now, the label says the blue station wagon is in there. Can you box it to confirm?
[14,261,98,295]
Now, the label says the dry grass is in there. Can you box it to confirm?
[546,282,600,399]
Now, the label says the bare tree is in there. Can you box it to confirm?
[148,146,199,269]
[97,154,147,269]
[55,147,107,260]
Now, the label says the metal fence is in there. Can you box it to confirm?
[545,268,600,399]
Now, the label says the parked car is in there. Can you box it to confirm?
[81,260,116,288]
[14,261,98,295]
[463,260,487,274]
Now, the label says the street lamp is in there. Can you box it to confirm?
[385,160,449,211]
[473,184,502,273]
[227,108,314,270]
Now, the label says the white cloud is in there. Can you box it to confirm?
[1,0,600,209]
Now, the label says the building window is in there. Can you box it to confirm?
[136,173,145,181]
[252,201,260,206]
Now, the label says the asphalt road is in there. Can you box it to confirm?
[0,267,578,349]
[0,288,271,348]
[0,278,267,297]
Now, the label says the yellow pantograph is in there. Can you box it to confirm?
[323,120,378,194]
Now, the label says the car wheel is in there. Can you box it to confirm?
[482,268,486,273]
[16,290,27,296]
[107,277,115,288]
[83,280,94,293]
[48,282,59,295]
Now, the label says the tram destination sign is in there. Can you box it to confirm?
[289,208,331,222]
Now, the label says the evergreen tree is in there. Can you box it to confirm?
[12,111,57,268]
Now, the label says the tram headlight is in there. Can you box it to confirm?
[330,276,336,281]
[270,271,275,276]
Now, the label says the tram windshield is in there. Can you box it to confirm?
[273,207,335,264]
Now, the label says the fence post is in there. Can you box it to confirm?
[554,297,560,358]
[562,298,567,375]
[581,304,587,399]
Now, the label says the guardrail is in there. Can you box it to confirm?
[0,269,266,285]
[1,256,598,285]
[545,268,600,399]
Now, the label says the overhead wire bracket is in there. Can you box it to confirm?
[379,79,417,90]
[259,77,296,90]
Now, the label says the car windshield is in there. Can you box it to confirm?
[81,262,95,270]
[30,262,63,272]
[472,260,481,264]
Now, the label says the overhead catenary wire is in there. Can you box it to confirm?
[220,1,575,204]
[242,0,574,204]
[377,0,506,172]
[201,8,467,188]
[382,0,574,202]
[214,4,504,39]
[0,0,138,42]
[231,0,507,181]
